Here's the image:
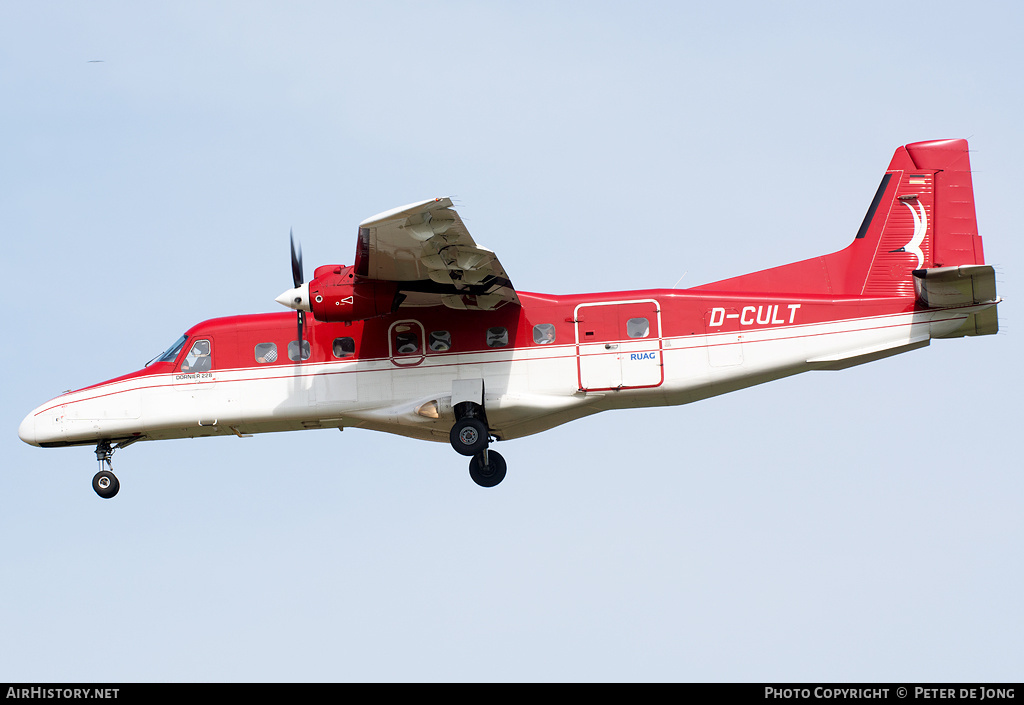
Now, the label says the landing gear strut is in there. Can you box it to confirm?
[449,402,507,487]
[91,438,140,499]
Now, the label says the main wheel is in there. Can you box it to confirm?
[450,417,489,456]
[469,450,507,488]
[92,470,120,499]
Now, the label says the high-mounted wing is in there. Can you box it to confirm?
[354,198,520,311]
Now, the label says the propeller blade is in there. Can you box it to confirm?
[286,229,307,363]
[290,228,304,288]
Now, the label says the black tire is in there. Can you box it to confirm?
[469,450,507,488]
[450,417,489,456]
[92,470,120,499]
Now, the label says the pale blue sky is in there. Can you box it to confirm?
[2,1,1021,682]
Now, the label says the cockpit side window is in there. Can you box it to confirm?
[181,339,212,372]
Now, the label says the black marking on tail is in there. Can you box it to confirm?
[855,173,892,239]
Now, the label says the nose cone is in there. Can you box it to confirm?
[18,412,38,446]
[275,282,311,312]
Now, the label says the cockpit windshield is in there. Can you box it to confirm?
[147,334,188,367]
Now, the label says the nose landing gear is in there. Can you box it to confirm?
[93,441,120,499]
[91,438,140,499]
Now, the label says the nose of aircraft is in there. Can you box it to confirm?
[18,411,38,446]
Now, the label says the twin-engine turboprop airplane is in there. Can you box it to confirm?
[20,139,1000,497]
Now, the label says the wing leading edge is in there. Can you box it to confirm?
[355,198,520,311]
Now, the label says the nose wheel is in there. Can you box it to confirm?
[92,469,120,499]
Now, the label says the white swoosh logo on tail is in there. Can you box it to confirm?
[900,200,927,269]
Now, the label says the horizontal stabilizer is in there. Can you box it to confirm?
[934,306,999,338]
[913,265,997,308]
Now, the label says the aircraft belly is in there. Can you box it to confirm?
[655,313,933,406]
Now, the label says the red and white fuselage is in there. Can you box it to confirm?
[18,139,1000,491]
[16,288,994,449]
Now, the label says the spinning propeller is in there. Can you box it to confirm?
[275,229,312,362]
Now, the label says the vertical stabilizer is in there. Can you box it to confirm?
[694,139,985,297]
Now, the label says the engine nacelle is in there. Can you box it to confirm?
[308,265,401,323]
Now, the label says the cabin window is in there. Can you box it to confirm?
[533,324,556,345]
[254,343,278,363]
[487,327,508,348]
[429,331,452,352]
[182,339,212,372]
[627,318,650,339]
[288,340,311,361]
[333,337,355,358]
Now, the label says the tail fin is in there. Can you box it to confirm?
[694,139,986,297]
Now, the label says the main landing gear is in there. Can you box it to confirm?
[449,402,506,487]
[92,438,140,499]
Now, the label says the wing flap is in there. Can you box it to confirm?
[356,198,519,311]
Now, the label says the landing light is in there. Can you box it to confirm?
[416,401,440,419]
